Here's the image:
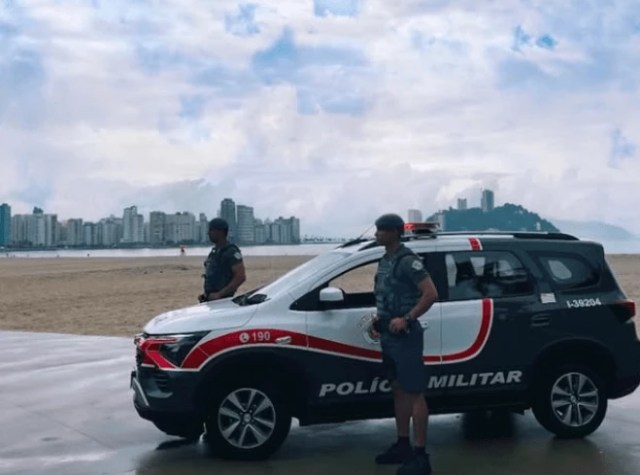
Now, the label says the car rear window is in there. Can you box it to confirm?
[444,251,534,301]
[536,254,600,290]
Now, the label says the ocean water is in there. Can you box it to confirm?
[0,243,339,259]
[1,238,639,259]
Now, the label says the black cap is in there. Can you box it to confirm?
[375,213,405,232]
[208,217,229,231]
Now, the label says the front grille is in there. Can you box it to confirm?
[153,369,171,392]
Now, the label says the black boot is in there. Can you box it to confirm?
[375,440,413,465]
[397,451,432,475]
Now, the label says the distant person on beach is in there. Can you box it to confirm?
[198,218,246,303]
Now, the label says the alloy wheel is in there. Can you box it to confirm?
[217,388,277,449]
[550,372,599,427]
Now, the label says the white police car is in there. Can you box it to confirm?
[131,224,640,460]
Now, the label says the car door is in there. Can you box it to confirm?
[435,248,537,406]
[293,254,442,406]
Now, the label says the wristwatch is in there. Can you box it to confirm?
[403,313,413,323]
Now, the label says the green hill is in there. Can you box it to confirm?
[427,203,560,233]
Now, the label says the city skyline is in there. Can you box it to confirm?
[3,186,497,249]
[0,198,303,249]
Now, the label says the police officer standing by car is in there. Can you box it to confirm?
[198,218,246,303]
[370,213,439,475]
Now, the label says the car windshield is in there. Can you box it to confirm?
[233,251,350,305]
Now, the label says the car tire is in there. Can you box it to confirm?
[532,363,607,438]
[203,379,292,460]
[151,418,204,441]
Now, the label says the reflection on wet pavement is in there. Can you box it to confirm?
[1,331,639,475]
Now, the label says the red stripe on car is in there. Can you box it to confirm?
[179,301,494,370]
[441,298,493,362]
[469,237,482,251]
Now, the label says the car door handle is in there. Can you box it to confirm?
[530,314,551,327]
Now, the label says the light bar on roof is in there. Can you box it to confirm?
[404,221,440,236]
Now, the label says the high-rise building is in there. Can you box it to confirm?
[199,213,208,244]
[83,223,96,247]
[8,209,57,247]
[264,217,301,244]
[237,205,255,245]
[44,214,58,247]
[269,221,282,244]
[15,209,56,247]
[165,212,196,243]
[98,217,119,247]
[0,203,11,246]
[481,189,495,212]
[290,217,300,243]
[254,218,267,244]
[220,198,237,240]
[457,198,468,210]
[149,212,166,245]
[66,219,84,246]
[29,208,46,246]
[408,209,422,222]
[123,206,144,243]
[11,215,27,246]
[56,221,66,246]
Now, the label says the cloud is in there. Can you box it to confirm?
[536,34,557,50]
[0,4,45,126]
[314,0,361,18]
[610,129,636,168]
[1,0,639,239]
[251,28,371,115]
[225,3,260,37]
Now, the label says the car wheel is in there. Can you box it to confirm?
[204,380,291,460]
[532,364,607,438]
[151,418,204,441]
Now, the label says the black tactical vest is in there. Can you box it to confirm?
[374,245,421,319]
[203,243,240,295]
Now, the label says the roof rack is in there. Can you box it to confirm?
[402,231,580,241]
[433,231,579,241]
[345,225,580,252]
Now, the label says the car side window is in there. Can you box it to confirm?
[535,254,600,290]
[444,251,534,301]
[325,261,379,308]
[330,261,378,294]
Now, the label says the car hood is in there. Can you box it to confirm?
[143,299,256,334]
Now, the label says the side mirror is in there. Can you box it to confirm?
[319,287,344,303]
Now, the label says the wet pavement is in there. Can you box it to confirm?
[1,331,639,475]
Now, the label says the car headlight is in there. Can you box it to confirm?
[136,332,209,369]
[157,332,209,367]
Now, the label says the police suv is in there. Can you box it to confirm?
[130,224,640,460]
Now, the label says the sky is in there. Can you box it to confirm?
[1,0,639,238]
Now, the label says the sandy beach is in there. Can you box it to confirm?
[0,254,638,337]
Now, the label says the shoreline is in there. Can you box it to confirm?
[0,241,343,253]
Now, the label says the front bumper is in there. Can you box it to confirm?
[130,366,201,417]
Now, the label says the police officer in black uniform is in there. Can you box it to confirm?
[370,213,439,475]
[198,218,246,303]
